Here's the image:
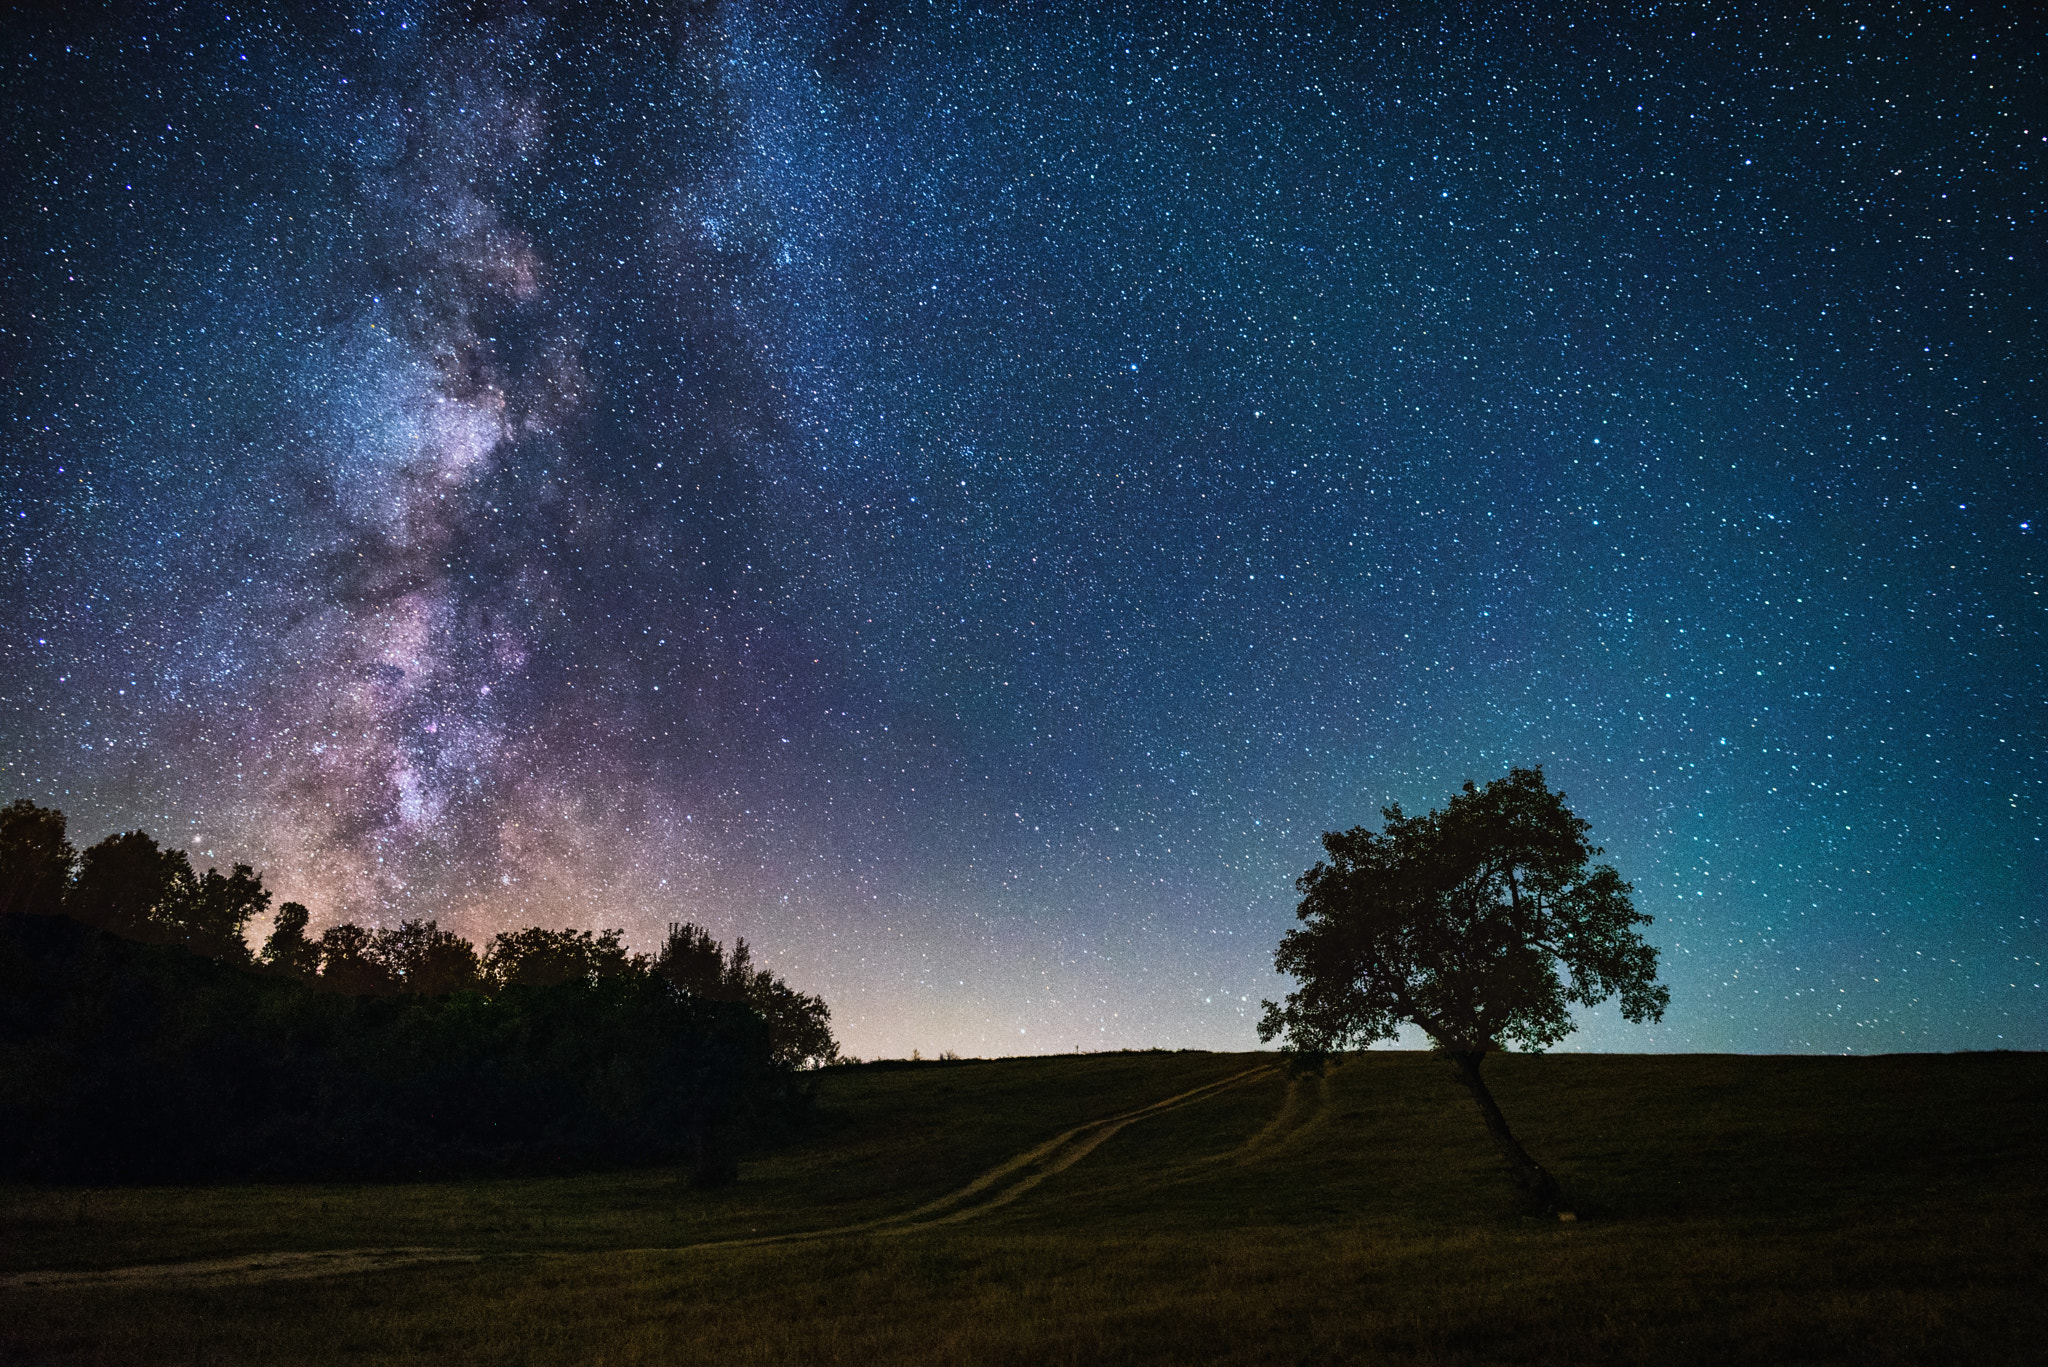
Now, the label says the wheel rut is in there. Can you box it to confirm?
[677,1063,1275,1250]
[3,1065,1279,1287]
[0,1247,481,1291]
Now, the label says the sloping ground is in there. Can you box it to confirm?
[0,1062,1280,1290]
[4,1051,2045,1364]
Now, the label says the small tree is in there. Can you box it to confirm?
[1259,767,1668,1211]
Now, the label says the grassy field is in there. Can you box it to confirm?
[3,1049,2044,1364]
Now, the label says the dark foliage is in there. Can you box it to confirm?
[1260,768,1667,1058]
[656,921,840,1070]
[484,926,644,991]
[363,918,483,996]
[68,829,190,939]
[0,799,838,1184]
[0,799,73,918]
[0,912,779,1184]
[1259,767,1668,1210]
[260,901,321,980]
[67,826,269,963]
[312,921,395,996]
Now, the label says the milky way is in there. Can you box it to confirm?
[4,2,2041,1057]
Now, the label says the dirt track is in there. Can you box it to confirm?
[0,1247,481,1291]
[868,1063,1274,1233]
[1,1065,1275,1290]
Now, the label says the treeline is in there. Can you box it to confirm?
[0,799,836,1183]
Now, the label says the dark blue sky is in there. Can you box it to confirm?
[4,2,2040,1057]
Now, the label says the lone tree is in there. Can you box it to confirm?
[1259,767,1668,1211]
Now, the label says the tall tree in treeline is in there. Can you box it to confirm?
[0,799,73,918]
[61,823,269,963]
[69,829,193,940]
[261,902,322,979]
[656,922,839,1070]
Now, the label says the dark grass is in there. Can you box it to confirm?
[4,1050,2045,1364]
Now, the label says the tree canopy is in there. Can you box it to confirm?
[0,798,73,918]
[655,922,840,1071]
[1259,767,1667,1210]
[484,926,643,992]
[65,828,270,962]
[0,910,779,1183]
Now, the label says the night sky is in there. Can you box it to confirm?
[4,2,2041,1058]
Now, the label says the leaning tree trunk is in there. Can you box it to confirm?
[1443,1049,1566,1212]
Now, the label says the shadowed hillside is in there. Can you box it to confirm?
[4,1049,2045,1364]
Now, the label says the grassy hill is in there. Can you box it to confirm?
[4,1049,2044,1364]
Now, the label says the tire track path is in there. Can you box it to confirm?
[870,1063,1274,1234]
[674,1063,1274,1250]
[0,1247,480,1291]
[0,1065,1275,1288]
[1234,1068,1332,1163]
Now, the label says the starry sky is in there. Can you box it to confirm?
[4,2,2041,1058]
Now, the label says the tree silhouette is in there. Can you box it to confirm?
[483,926,643,991]
[68,832,269,963]
[261,902,321,979]
[315,922,396,995]
[366,919,481,996]
[656,922,839,1069]
[0,799,73,918]
[69,831,191,939]
[171,863,269,962]
[0,909,790,1183]
[747,974,839,1071]
[2,798,821,1182]
[1259,767,1668,1211]
[654,921,730,997]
